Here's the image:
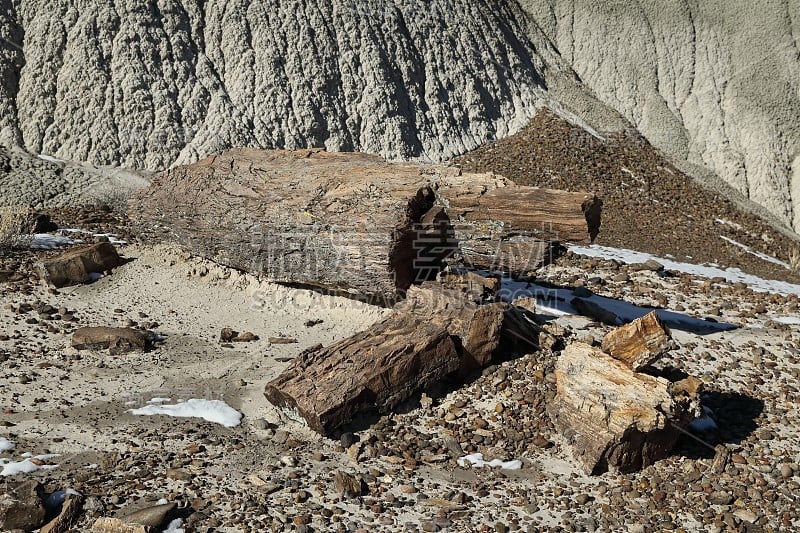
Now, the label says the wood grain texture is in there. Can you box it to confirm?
[549,342,701,474]
[601,311,673,371]
[129,149,600,300]
[264,312,460,435]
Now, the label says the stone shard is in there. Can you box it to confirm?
[40,493,83,533]
[0,480,46,532]
[548,343,702,474]
[332,471,364,498]
[35,243,124,288]
[601,311,673,371]
[118,503,176,528]
[90,518,150,533]
[265,312,461,435]
[72,327,153,354]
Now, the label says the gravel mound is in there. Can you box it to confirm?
[455,110,800,284]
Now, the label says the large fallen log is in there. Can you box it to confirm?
[264,312,461,435]
[548,342,701,474]
[129,149,600,300]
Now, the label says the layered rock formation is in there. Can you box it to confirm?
[1,0,564,169]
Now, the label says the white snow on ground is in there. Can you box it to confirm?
[713,218,744,231]
[30,234,74,249]
[772,316,800,325]
[569,245,800,296]
[163,518,185,533]
[38,154,65,164]
[719,236,791,269]
[45,489,81,508]
[130,399,242,427]
[58,228,128,245]
[1,453,60,476]
[0,437,15,453]
[688,406,718,432]
[458,453,522,470]
[148,397,172,403]
[497,277,735,333]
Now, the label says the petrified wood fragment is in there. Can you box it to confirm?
[35,243,123,287]
[548,342,701,474]
[265,312,460,435]
[601,311,673,371]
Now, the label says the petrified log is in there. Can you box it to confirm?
[548,343,701,474]
[265,312,460,435]
[129,149,600,300]
[40,493,83,533]
[72,327,153,354]
[437,176,601,242]
[35,243,123,287]
[394,273,506,373]
[601,311,673,371]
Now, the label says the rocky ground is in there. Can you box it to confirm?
[1,210,799,532]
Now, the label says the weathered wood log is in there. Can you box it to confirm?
[548,343,702,474]
[72,327,154,354]
[129,149,600,300]
[265,312,461,435]
[394,276,506,373]
[601,311,673,371]
[437,176,602,243]
[35,243,124,288]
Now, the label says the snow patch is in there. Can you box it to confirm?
[38,154,65,164]
[0,437,15,453]
[570,245,800,296]
[688,406,718,432]
[772,315,800,325]
[129,399,242,427]
[1,453,60,476]
[45,488,82,508]
[719,236,791,269]
[497,277,734,333]
[163,518,185,533]
[457,453,522,470]
[30,234,74,249]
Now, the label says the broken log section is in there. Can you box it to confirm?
[548,342,701,474]
[35,243,124,288]
[129,149,601,300]
[265,272,540,435]
[601,311,673,371]
[264,312,461,435]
